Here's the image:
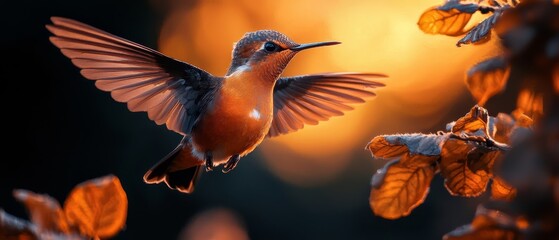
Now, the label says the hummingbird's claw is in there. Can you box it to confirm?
[222,155,240,173]
[205,152,214,172]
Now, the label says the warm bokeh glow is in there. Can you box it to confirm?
[158,0,496,186]
[179,208,249,240]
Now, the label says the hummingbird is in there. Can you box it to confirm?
[46,17,386,193]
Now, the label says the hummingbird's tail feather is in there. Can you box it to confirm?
[143,137,203,193]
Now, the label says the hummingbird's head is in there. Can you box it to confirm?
[226,30,340,80]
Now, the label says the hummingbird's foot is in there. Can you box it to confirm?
[205,152,215,172]
[222,155,240,173]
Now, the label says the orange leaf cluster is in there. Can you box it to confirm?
[417,0,508,46]
[367,106,532,219]
[0,175,127,240]
[442,107,559,238]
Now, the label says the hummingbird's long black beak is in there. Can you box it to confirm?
[289,41,341,51]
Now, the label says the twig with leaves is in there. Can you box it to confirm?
[367,106,528,219]
[368,0,558,239]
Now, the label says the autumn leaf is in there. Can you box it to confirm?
[467,148,501,173]
[418,8,474,36]
[366,137,409,158]
[457,11,503,47]
[444,205,518,240]
[64,175,127,239]
[491,177,517,201]
[451,105,490,135]
[440,139,491,197]
[369,157,437,219]
[13,189,70,234]
[516,89,544,120]
[367,106,516,218]
[367,134,444,219]
[367,133,448,158]
[449,106,511,150]
[466,57,510,106]
[0,209,36,240]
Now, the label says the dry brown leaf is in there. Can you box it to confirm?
[367,134,447,159]
[491,177,517,201]
[457,11,502,47]
[64,175,127,239]
[370,156,437,219]
[13,190,70,234]
[466,57,510,106]
[516,89,544,120]
[441,139,491,197]
[418,8,473,36]
[450,106,490,137]
[366,137,409,158]
[444,205,518,240]
[467,148,501,173]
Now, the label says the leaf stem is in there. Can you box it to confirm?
[449,133,512,151]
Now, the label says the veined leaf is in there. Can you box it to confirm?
[13,190,70,234]
[441,139,491,197]
[370,157,437,219]
[64,175,127,239]
[467,148,501,173]
[466,57,510,106]
[491,177,517,201]
[457,12,503,47]
[366,137,409,158]
[451,106,490,135]
[367,133,448,158]
[418,8,474,36]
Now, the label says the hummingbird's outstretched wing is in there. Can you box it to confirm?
[268,73,386,137]
[46,17,221,135]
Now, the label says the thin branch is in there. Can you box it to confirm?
[449,133,512,151]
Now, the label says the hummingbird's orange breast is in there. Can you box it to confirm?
[190,70,275,164]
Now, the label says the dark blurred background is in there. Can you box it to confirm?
[0,0,515,239]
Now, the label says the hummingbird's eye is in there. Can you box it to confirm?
[264,42,279,52]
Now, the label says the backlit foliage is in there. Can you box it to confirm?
[369,0,558,239]
[0,175,127,240]
[418,0,519,47]
[368,106,528,219]
[466,57,510,106]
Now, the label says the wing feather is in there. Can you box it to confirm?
[268,73,386,137]
[47,17,221,134]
